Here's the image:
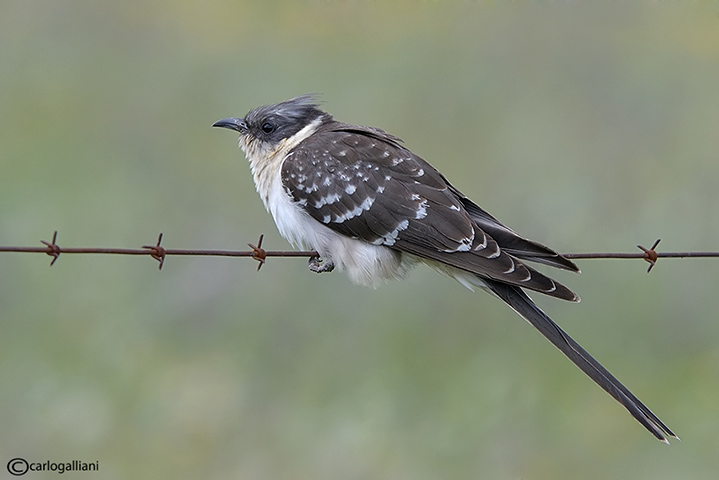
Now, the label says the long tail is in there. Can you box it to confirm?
[485,279,677,443]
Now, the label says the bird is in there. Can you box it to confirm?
[213,94,676,443]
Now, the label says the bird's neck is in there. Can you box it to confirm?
[243,117,325,208]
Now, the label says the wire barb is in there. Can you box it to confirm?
[142,233,166,270]
[247,234,267,271]
[637,239,661,273]
[40,231,61,266]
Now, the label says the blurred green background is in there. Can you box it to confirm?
[2,1,719,479]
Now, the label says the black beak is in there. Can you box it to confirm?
[212,117,246,132]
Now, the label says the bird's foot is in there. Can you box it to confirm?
[308,256,335,274]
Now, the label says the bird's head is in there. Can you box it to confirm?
[213,94,330,162]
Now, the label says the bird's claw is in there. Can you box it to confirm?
[308,256,335,273]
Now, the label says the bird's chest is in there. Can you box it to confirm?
[255,161,320,251]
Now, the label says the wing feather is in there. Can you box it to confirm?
[281,123,578,301]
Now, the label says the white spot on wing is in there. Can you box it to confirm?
[487,249,501,259]
[443,239,473,253]
[332,196,375,223]
[442,227,475,253]
[503,257,516,274]
[314,192,341,208]
[473,232,488,251]
[380,219,409,246]
[415,199,429,219]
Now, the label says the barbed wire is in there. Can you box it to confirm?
[0,232,311,271]
[1,232,718,273]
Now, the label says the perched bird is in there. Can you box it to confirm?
[213,94,676,443]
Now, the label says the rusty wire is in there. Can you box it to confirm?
[1,232,718,272]
[0,232,317,271]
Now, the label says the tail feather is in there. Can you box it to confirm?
[485,279,677,443]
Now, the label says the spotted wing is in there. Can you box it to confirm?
[281,123,577,301]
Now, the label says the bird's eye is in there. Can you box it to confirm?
[261,121,276,134]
